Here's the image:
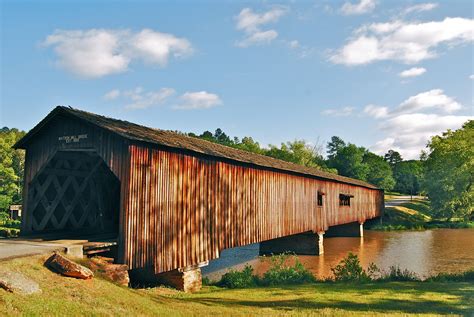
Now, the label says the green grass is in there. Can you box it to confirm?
[1,255,473,316]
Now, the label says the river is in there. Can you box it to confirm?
[202,229,474,280]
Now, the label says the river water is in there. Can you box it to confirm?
[202,229,474,280]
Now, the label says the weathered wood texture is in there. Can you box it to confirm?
[125,144,382,273]
[19,113,130,252]
[16,107,383,275]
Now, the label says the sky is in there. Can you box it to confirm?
[1,0,473,159]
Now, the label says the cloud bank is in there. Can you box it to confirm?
[44,29,193,78]
[331,17,474,65]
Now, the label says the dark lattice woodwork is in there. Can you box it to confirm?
[27,151,120,234]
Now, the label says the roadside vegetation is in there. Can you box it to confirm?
[0,213,20,238]
[1,253,473,316]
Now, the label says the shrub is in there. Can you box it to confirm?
[331,253,373,282]
[201,276,211,286]
[260,253,315,286]
[0,227,20,238]
[426,269,474,282]
[217,265,257,289]
[380,266,420,282]
[0,211,9,223]
[0,213,21,229]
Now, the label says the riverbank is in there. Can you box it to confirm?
[1,255,473,316]
[367,195,473,231]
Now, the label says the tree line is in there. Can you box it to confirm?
[0,120,472,220]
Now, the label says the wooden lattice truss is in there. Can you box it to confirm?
[27,151,120,233]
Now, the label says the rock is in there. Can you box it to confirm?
[45,253,93,280]
[89,256,129,286]
[0,271,42,295]
[155,266,202,293]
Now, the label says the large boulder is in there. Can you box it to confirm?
[0,271,42,295]
[45,253,93,280]
[88,256,129,286]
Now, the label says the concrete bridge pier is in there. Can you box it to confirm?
[325,221,364,238]
[259,231,325,256]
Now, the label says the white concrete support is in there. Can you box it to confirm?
[317,231,324,255]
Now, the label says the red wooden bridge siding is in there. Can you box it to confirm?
[15,107,383,275]
[126,144,383,273]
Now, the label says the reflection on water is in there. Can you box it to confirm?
[202,229,474,280]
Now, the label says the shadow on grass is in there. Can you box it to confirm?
[180,283,474,315]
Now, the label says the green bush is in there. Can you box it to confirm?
[426,269,474,282]
[0,211,10,224]
[216,254,316,288]
[0,212,21,229]
[260,253,315,286]
[331,253,375,282]
[0,227,20,238]
[217,265,257,289]
[201,276,211,286]
[379,266,420,282]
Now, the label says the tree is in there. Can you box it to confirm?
[0,128,26,212]
[424,121,473,220]
[327,136,346,160]
[384,149,403,167]
[363,152,395,191]
[198,130,214,142]
[266,140,326,169]
[327,141,369,180]
[393,160,424,195]
[213,128,233,146]
[235,137,264,155]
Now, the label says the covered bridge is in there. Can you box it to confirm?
[14,106,383,290]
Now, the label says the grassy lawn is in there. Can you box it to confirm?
[1,255,473,316]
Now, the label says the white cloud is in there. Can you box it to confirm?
[103,89,121,100]
[363,104,389,118]
[43,29,193,78]
[288,40,300,49]
[130,29,193,66]
[236,7,287,33]
[365,89,470,159]
[340,0,377,15]
[321,106,354,116]
[104,87,176,109]
[330,17,474,65]
[399,67,427,78]
[403,3,438,15]
[470,74,474,79]
[174,91,222,110]
[372,114,471,159]
[235,7,288,47]
[125,87,176,110]
[364,89,462,119]
[396,89,461,114]
[236,30,278,48]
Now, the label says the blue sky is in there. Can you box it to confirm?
[1,0,472,159]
